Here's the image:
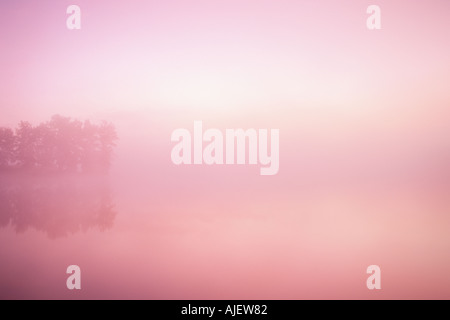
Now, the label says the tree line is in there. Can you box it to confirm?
[0,115,117,173]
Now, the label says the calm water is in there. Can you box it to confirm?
[1,0,450,299]
[1,154,450,299]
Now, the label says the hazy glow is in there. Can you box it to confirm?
[1,0,450,299]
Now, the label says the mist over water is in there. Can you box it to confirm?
[0,173,116,238]
[1,110,449,300]
[1,0,450,299]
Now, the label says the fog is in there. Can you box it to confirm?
[1,108,449,299]
[1,0,450,299]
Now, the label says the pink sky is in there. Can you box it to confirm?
[1,0,450,299]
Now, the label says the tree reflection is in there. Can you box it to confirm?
[0,173,117,238]
[0,116,118,238]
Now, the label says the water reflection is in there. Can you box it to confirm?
[0,173,116,238]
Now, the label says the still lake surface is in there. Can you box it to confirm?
[1,157,449,299]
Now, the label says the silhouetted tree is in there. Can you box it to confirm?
[79,120,118,173]
[15,121,36,170]
[37,115,84,172]
[0,127,15,169]
[0,115,117,174]
[97,121,118,173]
